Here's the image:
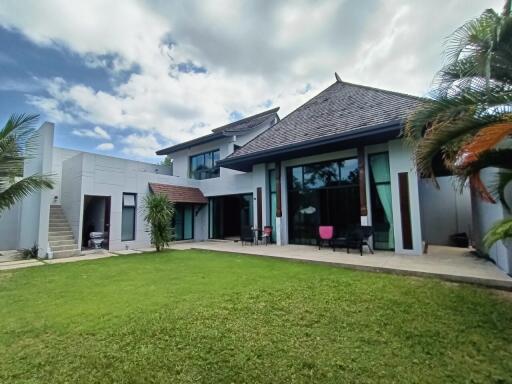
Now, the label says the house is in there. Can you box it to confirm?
[1,74,509,275]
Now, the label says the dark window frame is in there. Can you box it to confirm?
[121,193,136,241]
[189,149,220,180]
[285,157,360,245]
[287,156,359,192]
[174,204,195,241]
[368,152,394,251]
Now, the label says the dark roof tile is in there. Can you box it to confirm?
[149,183,207,204]
[228,81,421,159]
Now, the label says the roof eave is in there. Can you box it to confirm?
[156,107,280,156]
[156,132,225,156]
[218,120,403,172]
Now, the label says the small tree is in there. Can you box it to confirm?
[143,193,175,252]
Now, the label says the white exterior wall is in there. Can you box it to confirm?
[472,167,512,274]
[61,154,84,243]
[0,202,21,250]
[51,147,81,204]
[18,123,54,256]
[388,139,423,255]
[419,176,472,245]
[60,152,189,251]
[28,118,274,253]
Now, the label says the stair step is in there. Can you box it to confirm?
[48,207,77,258]
[49,231,73,236]
[49,226,71,231]
[51,249,80,259]
[49,234,74,241]
[51,244,78,251]
[49,222,68,227]
[49,239,76,246]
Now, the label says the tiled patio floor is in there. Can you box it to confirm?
[172,241,512,290]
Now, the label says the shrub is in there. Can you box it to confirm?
[20,243,39,259]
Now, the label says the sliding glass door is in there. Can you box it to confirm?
[208,194,253,239]
[287,158,360,245]
[174,204,194,241]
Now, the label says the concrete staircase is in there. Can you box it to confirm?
[49,205,80,258]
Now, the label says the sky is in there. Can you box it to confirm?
[0,0,503,163]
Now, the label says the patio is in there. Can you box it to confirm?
[172,241,512,290]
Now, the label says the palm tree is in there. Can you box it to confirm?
[405,1,512,248]
[143,193,175,252]
[0,114,55,215]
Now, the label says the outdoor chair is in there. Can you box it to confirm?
[241,225,255,246]
[332,230,349,252]
[262,226,273,245]
[318,226,334,250]
[347,226,374,256]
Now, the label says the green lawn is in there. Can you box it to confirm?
[1,250,511,383]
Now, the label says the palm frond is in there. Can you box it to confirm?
[470,173,496,203]
[0,114,39,143]
[443,8,500,66]
[0,174,54,213]
[483,217,512,249]
[490,170,512,211]
[503,0,511,17]
[456,120,512,167]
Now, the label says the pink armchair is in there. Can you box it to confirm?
[318,226,334,250]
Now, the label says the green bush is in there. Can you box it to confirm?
[20,243,39,259]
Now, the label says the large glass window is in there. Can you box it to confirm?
[287,158,360,245]
[369,152,394,250]
[121,193,136,241]
[174,204,194,241]
[208,194,253,239]
[189,150,220,180]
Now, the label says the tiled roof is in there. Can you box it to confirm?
[149,183,207,204]
[228,80,421,159]
[156,107,280,155]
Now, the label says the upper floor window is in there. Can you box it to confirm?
[189,149,220,180]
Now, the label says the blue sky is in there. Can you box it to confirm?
[0,0,502,163]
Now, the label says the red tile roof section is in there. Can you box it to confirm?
[149,183,207,204]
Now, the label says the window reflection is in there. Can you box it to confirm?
[287,157,360,245]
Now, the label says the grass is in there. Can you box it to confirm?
[1,250,512,383]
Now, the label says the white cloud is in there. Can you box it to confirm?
[72,126,111,140]
[96,142,114,151]
[121,133,162,160]
[25,94,76,124]
[0,0,504,152]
